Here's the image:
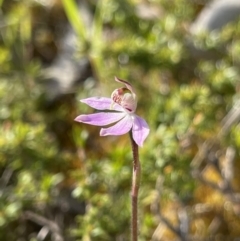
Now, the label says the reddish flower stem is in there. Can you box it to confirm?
[129,133,141,241]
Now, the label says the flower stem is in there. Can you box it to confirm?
[129,133,141,241]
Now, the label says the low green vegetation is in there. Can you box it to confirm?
[1,0,240,240]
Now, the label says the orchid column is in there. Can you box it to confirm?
[75,77,150,241]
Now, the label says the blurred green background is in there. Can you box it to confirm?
[1,0,240,240]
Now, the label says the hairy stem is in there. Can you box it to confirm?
[129,134,141,241]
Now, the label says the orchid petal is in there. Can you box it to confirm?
[132,115,150,147]
[80,97,124,111]
[115,77,136,95]
[75,112,126,126]
[100,115,133,136]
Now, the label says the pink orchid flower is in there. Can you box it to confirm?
[74,77,150,146]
